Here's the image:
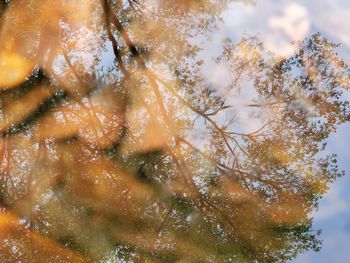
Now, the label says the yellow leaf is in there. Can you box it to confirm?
[0,52,34,89]
[0,85,53,131]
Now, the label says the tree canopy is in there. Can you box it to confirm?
[0,0,349,262]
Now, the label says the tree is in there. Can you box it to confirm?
[0,1,349,262]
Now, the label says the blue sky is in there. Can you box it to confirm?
[215,1,350,261]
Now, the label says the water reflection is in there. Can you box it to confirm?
[0,0,349,262]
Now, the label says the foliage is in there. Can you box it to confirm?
[0,1,349,262]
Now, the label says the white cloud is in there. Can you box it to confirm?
[265,2,310,57]
[268,3,310,41]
